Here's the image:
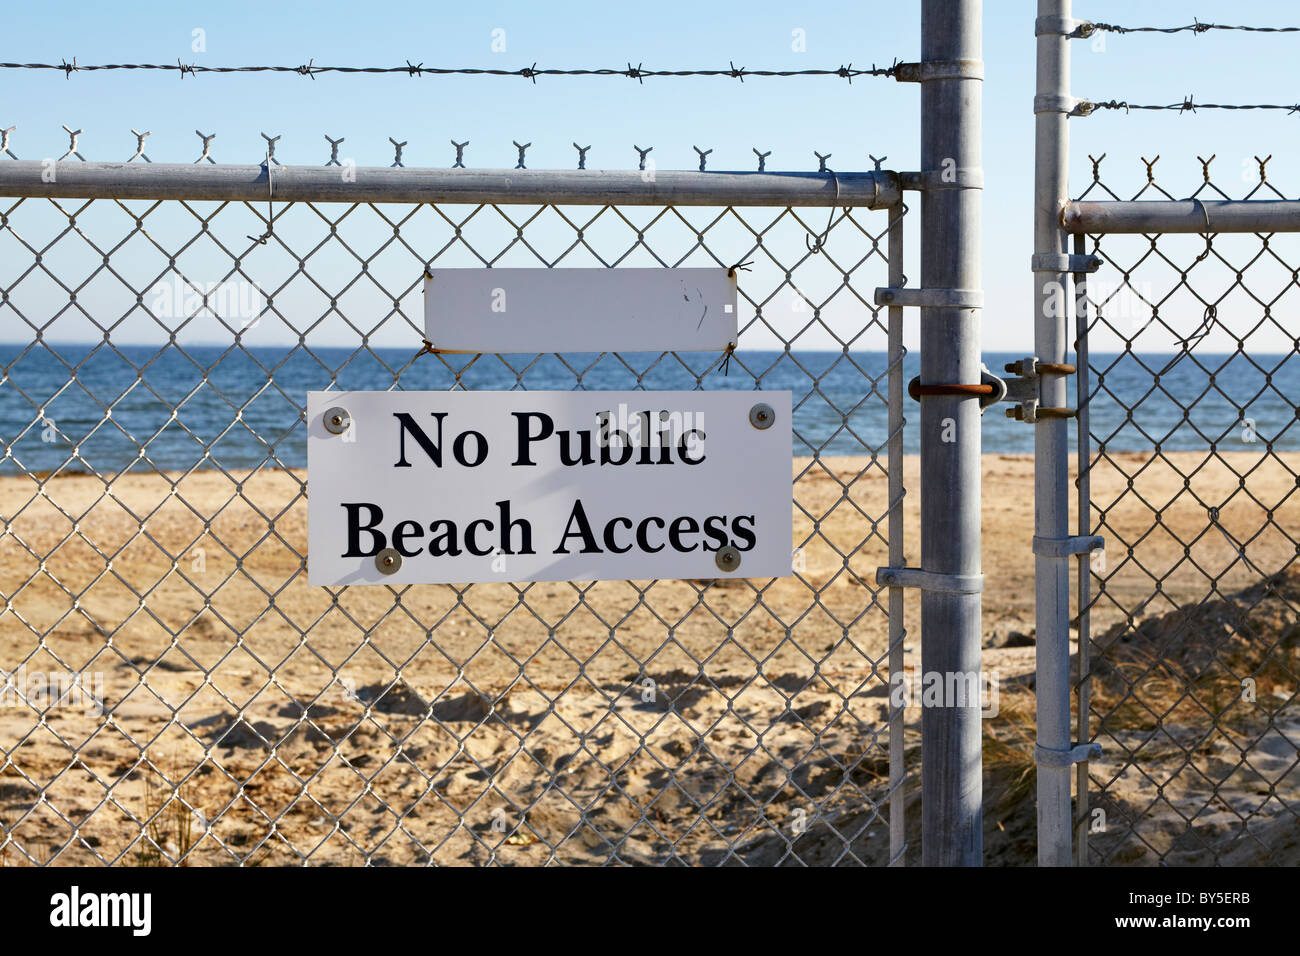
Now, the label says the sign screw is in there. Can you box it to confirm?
[323,406,351,435]
[715,546,742,573]
[375,548,402,575]
[749,402,775,430]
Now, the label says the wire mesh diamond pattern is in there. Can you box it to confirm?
[1074,156,1300,866]
[0,142,911,866]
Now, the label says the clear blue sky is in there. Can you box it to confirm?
[1,0,1297,352]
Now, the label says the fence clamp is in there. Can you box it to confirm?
[900,168,984,191]
[1034,15,1095,39]
[1031,252,1102,274]
[1033,535,1104,558]
[1033,94,1087,116]
[1034,742,1102,768]
[893,59,985,83]
[875,567,984,594]
[1001,356,1076,423]
[874,287,984,309]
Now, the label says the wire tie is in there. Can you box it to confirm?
[1188,196,1213,262]
[719,342,735,377]
[246,150,275,245]
[806,165,841,253]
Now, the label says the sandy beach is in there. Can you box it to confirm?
[1,451,1296,865]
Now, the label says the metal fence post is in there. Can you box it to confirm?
[887,205,907,867]
[1033,0,1075,866]
[1072,231,1093,866]
[919,0,984,865]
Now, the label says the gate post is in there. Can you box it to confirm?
[1033,0,1075,866]
[919,0,984,865]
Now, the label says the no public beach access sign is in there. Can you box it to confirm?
[307,390,792,585]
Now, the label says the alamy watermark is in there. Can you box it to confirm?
[891,667,999,717]
[149,277,267,331]
[0,666,104,715]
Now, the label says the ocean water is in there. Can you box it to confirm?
[0,344,1296,476]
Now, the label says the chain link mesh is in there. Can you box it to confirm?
[0,138,912,866]
[1073,156,1300,865]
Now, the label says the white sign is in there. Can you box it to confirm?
[423,268,738,353]
[307,390,791,585]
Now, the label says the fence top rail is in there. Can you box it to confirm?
[1063,199,1300,234]
[0,160,901,208]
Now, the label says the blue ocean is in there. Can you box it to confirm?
[1,345,1296,475]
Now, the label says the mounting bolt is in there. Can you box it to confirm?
[323,406,351,435]
[375,548,402,575]
[715,546,742,573]
[749,402,775,430]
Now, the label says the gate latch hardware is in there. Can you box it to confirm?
[907,364,1006,413]
[1001,355,1076,423]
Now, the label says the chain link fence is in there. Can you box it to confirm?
[0,135,916,866]
[1072,157,1300,865]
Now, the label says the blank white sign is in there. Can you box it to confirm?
[423,268,738,353]
[307,389,791,586]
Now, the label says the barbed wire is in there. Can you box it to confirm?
[0,125,882,173]
[1076,97,1300,116]
[0,58,902,83]
[1081,19,1300,36]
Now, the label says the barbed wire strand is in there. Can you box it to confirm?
[0,59,902,83]
[1083,19,1300,35]
[1077,97,1300,116]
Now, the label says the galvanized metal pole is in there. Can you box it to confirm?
[887,205,907,867]
[919,0,983,866]
[1073,232,1093,866]
[1064,199,1300,234]
[0,161,900,208]
[1034,0,1074,867]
